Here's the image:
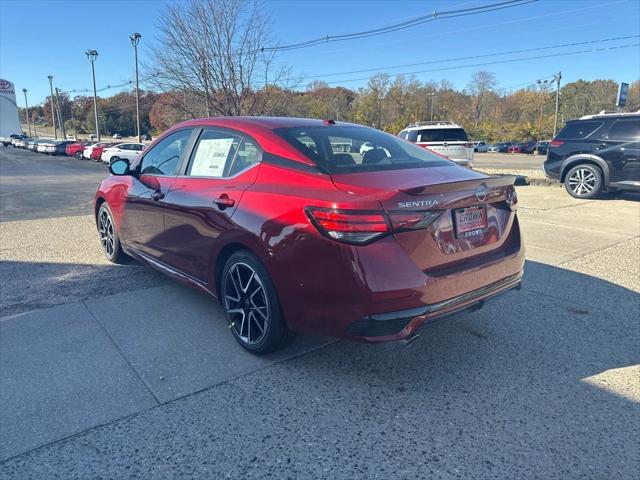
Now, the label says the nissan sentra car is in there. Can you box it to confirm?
[95,117,524,354]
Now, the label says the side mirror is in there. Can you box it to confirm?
[109,158,131,176]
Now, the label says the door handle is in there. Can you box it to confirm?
[151,191,165,201]
[214,194,235,210]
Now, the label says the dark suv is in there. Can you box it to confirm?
[544,112,640,198]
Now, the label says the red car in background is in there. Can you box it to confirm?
[95,117,524,354]
[507,144,522,153]
[90,144,111,162]
[66,142,92,159]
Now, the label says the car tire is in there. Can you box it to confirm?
[110,156,120,165]
[221,250,296,355]
[97,203,128,264]
[564,164,603,199]
[74,151,83,159]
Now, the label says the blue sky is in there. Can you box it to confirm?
[1,0,639,106]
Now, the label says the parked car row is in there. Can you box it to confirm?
[4,135,145,164]
[484,141,549,154]
[8,135,75,155]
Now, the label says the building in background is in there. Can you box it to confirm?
[0,79,21,139]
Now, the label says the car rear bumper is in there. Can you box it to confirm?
[272,215,525,342]
[344,271,523,341]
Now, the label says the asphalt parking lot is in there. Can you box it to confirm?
[0,147,639,479]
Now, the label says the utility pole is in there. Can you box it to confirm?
[22,88,32,137]
[130,33,142,142]
[552,71,562,138]
[536,79,550,153]
[55,87,67,140]
[47,75,57,139]
[427,92,437,121]
[86,49,100,142]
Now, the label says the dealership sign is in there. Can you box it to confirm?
[0,78,21,138]
[616,82,629,108]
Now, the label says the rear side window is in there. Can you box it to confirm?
[275,125,451,174]
[188,130,241,177]
[411,128,469,142]
[556,121,603,140]
[187,130,261,178]
[605,119,640,140]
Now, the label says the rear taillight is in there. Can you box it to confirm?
[305,207,390,245]
[388,211,443,232]
[463,143,474,148]
[549,140,564,148]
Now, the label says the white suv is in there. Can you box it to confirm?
[100,143,145,164]
[398,121,474,168]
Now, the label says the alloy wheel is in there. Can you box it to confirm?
[567,168,597,196]
[224,262,269,345]
[98,209,115,258]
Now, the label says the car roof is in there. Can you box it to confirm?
[401,121,464,131]
[174,116,362,131]
[577,111,640,121]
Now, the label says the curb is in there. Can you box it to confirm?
[518,176,557,187]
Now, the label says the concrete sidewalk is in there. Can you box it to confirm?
[0,285,333,460]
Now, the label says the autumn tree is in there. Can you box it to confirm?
[467,71,498,129]
[146,0,289,117]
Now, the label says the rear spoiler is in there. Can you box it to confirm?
[402,175,516,196]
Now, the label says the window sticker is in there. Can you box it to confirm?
[190,138,235,177]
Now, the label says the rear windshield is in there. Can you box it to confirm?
[407,128,469,142]
[274,125,451,174]
[556,121,604,140]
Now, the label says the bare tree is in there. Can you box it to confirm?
[146,0,290,117]
[467,71,497,128]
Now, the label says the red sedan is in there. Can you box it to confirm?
[95,117,524,354]
[507,145,522,153]
[66,141,90,159]
[90,144,110,162]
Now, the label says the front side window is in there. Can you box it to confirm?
[556,121,604,140]
[605,119,640,140]
[140,129,192,176]
[275,125,451,174]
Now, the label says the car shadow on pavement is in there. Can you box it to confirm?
[598,191,640,202]
[0,259,168,317]
[0,259,638,478]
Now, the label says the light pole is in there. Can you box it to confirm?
[47,75,57,139]
[551,72,562,138]
[427,92,437,121]
[86,49,100,142]
[536,79,550,153]
[130,32,142,142]
[55,87,67,140]
[22,88,32,137]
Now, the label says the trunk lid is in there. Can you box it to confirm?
[417,141,473,160]
[331,167,517,273]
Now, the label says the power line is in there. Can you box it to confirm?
[60,80,134,95]
[319,42,640,86]
[260,0,538,52]
[288,35,639,83]
[288,0,628,59]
